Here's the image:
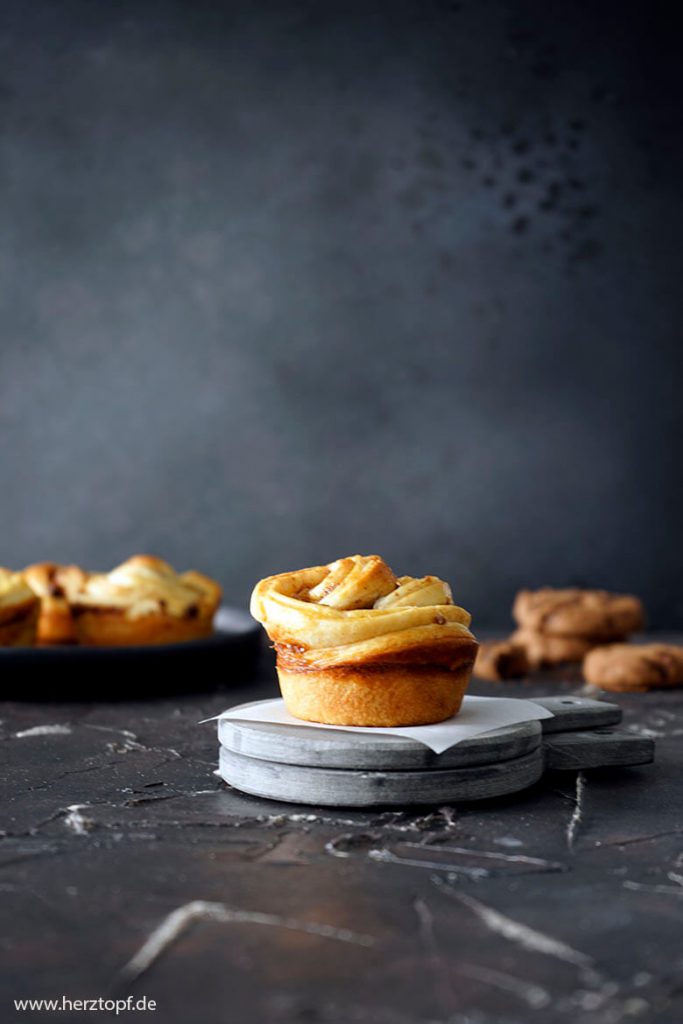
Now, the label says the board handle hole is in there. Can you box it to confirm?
[560,700,576,704]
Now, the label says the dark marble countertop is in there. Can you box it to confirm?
[2,644,682,1024]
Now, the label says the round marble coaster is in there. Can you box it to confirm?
[219,717,542,771]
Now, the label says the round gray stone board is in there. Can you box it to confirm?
[218,745,545,807]
[218,717,542,771]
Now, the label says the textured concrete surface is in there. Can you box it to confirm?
[2,644,683,1023]
[1,1,681,626]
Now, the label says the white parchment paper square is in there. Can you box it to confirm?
[213,696,553,754]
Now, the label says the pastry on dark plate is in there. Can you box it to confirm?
[69,555,222,647]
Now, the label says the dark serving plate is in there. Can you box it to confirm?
[0,607,262,700]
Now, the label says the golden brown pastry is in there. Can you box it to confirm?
[583,643,683,692]
[23,563,88,645]
[510,627,618,667]
[0,568,40,647]
[250,554,478,726]
[513,587,644,639]
[69,555,222,646]
[474,640,530,681]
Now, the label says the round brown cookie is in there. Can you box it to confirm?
[510,628,616,667]
[513,587,644,639]
[474,640,530,681]
[583,643,683,692]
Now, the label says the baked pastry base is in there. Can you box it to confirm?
[72,609,215,647]
[34,602,77,646]
[277,662,474,727]
[0,601,40,647]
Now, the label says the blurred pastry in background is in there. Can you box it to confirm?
[23,562,88,645]
[583,643,683,692]
[251,554,478,726]
[474,640,530,681]
[511,587,645,667]
[69,555,222,646]
[0,568,40,647]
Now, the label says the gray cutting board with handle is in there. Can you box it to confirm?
[217,696,654,808]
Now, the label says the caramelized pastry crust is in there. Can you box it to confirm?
[23,563,87,645]
[0,568,40,647]
[70,555,222,646]
[583,643,683,692]
[513,588,644,639]
[250,555,478,726]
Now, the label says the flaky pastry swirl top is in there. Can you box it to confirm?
[0,568,37,609]
[71,556,222,621]
[23,563,88,601]
[250,555,475,669]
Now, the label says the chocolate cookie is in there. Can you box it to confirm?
[510,627,607,667]
[513,588,644,640]
[583,643,683,692]
[474,641,530,681]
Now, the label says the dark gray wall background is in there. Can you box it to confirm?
[1,0,681,627]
